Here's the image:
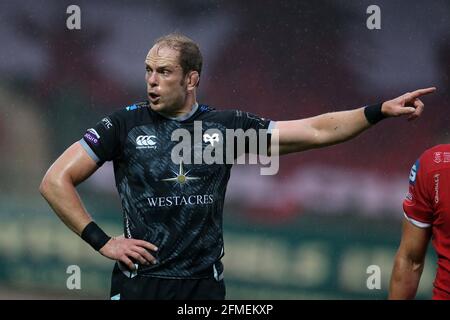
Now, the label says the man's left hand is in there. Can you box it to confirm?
[382,87,436,121]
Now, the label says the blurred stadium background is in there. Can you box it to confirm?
[0,0,449,299]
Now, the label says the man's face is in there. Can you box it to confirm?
[145,45,187,114]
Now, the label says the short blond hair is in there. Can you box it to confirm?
[154,33,203,82]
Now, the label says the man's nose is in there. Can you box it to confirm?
[147,72,158,87]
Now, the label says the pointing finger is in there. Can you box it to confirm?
[408,87,436,100]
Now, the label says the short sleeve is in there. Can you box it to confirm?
[229,110,275,156]
[79,111,122,166]
[403,158,433,228]
[232,110,275,132]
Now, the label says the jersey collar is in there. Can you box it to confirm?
[157,103,199,122]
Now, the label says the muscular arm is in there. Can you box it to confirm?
[39,141,158,269]
[39,142,98,235]
[275,107,369,154]
[389,218,432,299]
[273,87,435,155]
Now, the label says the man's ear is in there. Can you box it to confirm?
[186,71,200,91]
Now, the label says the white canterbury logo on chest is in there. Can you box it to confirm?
[136,135,157,149]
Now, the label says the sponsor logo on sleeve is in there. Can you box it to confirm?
[406,192,413,201]
[246,112,267,127]
[101,117,113,129]
[84,128,100,146]
[404,186,416,207]
[409,160,419,185]
[87,128,100,139]
[434,174,440,204]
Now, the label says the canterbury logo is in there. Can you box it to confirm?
[203,133,220,146]
[136,135,157,146]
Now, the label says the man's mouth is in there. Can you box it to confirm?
[148,92,160,102]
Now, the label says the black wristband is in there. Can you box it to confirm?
[364,103,386,125]
[81,221,111,251]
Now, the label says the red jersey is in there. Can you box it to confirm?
[403,144,450,299]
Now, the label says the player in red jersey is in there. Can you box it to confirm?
[389,145,450,299]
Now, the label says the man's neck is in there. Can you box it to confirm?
[156,92,198,119]
[158,101,199,121]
